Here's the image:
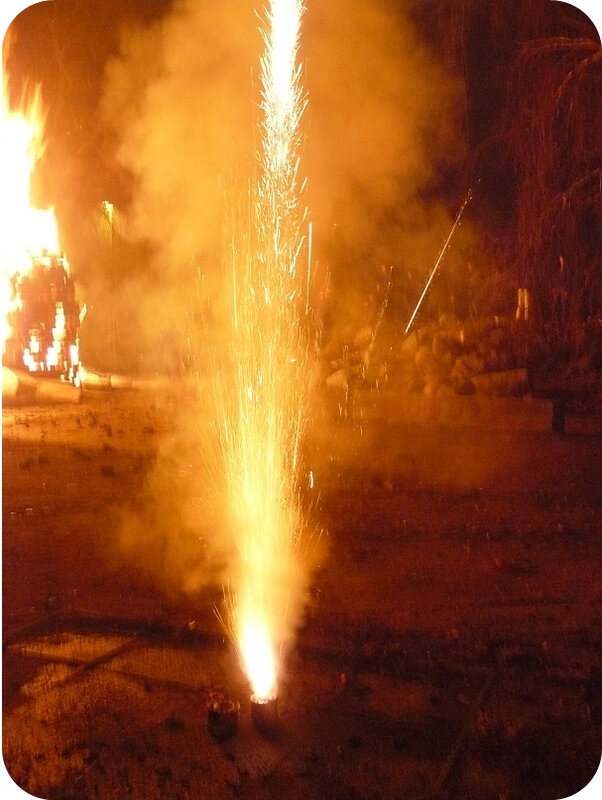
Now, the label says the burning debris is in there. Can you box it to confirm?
[3,251,81,385]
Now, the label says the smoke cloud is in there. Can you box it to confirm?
[102,1,258,268]
[100,0,465,336]
[302,1,462,256]
[103,0,464,650]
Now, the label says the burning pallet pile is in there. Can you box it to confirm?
[1,72,82,392]
[3,251,81,385]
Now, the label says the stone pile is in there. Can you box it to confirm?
[320,315,529,397]
[319,324,388,390]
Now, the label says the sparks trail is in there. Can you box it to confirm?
[404,188,474,335]
[362,264,393,382]
[214,0,312,702]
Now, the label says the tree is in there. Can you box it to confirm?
[500,20,601,325]
[432,0,601,330]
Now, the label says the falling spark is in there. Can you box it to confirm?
[213,0,311,701]
[404,189,473,335]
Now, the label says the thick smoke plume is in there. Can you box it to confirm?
[303,2,462,255]
[101,0,464,343]
[106,0,463,627]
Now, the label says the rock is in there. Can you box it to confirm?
[462,352,486,376]
[349,349,368,367]
[353,326,373,349]
[487,327,507,348]
[450,356,472,386]
[471,368,528,396]
[397,363,420,391]
[483,347,500,372]
[363,362,387,386]
[423,378,454,397]
[399,331,418,360]
[320,337,341,360]
[460,317,495,346]
[435,380,454,396]
[416,323,438,347]
[450,355,484,393]
[438,312,461,328]
[476,340,489,358]
[432,331,463,360]
[423,378,441,396]
[439,351,454,375]
[326,368,348,389]
[415,345,435,373]
[455,378,477,395]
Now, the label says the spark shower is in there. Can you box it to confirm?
[214,0,314,702]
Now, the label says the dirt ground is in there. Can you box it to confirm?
[2,381,602,800]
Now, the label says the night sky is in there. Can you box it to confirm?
[4,1,173,209]
[3,1,599,236]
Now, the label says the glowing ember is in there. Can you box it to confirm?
[215,0,312,700]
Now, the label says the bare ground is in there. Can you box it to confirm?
[2,383,602,800]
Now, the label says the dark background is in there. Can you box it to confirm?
[3,1,601,370]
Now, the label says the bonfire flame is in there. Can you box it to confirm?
[1,66,61,352]
[218,0,310,701]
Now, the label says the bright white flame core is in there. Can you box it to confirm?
[239,619,277,700]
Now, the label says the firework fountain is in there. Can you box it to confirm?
[212,0,313,724]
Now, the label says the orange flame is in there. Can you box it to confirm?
[1,69,61,351]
